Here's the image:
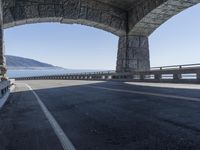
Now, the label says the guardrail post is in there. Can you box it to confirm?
[154,74,161,80]
[197,73,200,80]
[140,74,144,80]
[1,88,3,96]
[105,75,109,79]
[0,88,2,97]
[173,74,182,80]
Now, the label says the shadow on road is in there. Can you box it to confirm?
[1,80,200,150]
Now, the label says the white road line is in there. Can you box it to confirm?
[25,84,76,150]
[88,86,200,102]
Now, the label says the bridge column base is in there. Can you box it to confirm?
[0,2,6,79]
[116,35,150,73]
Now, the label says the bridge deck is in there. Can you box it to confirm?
[1,80,200,150]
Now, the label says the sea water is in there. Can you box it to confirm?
[7,69,98,78]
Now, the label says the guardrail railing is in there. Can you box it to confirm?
[15,63,200,83]
[151,63,200,70]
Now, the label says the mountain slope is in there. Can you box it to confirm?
[6,55,61,69]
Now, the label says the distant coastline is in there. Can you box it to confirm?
[5,55,104,78]
[6,55,64,70]
[7,67,65,70]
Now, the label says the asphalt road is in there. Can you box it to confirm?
[1,80,200,150]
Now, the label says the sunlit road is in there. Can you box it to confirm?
[1,80,200,150]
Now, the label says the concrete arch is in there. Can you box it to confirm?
[2,0,127,36]
[129,0,200,36]
[1,0,200,74]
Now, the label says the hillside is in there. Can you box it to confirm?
[6,55,62,69]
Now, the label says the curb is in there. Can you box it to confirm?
[0,83,15,109]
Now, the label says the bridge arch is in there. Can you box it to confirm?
[149,3,200,67]
[115,0,200,72]
[129,0,200,36]
[0,0,200,75]
[2,0,127,36]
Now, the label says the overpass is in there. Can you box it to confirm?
[0,0,200,73]
[0,0,200,150]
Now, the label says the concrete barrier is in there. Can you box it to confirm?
[0,79,15,109]
[14,64,200,84]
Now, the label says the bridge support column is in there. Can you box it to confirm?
[0,1,6,78]
[116,35,150,73]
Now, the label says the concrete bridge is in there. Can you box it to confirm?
[0,0,200,73]
[0,1,200,150]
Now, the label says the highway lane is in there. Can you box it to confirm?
[0,83,63,150]
[1,80,200,150]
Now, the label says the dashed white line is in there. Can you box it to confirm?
[88,85,200,102]
[25,84,76,150]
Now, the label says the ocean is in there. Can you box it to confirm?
[7,69,99,78]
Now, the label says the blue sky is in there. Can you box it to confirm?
[4,3,200,70]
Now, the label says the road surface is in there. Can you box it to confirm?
[1,80,200,150]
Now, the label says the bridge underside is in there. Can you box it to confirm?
[0,0,199,75]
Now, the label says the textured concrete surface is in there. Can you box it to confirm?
[0,0,200,72]
[0,0,5,67]
[116,35,150,72]
[129,0,200,36]
[2,0,127,36]
[1,80,200,150]
[2,0,200,36]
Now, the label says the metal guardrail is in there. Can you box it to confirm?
[15,64,200,83]
[151,63,200,70]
